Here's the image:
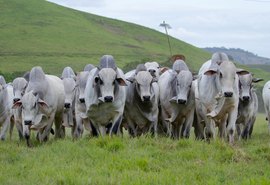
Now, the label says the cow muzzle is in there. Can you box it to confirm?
[224,92,233,97]
[104,96,113,102]
[177,99,187,104]
[24,120,32,126]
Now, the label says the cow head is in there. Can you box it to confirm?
[62,78,76,108]
[204,61,237,98]
[12,77,28,104]
[76,71,89,104]
[95,68,127,103]
[128,71,157,102]
[12,91,49,139]
[145,62,160,78]
[236,70,263,102]
[170,70,193,105]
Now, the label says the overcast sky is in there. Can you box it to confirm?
[48,0,270,58]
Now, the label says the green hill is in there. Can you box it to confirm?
[0,0,210,76]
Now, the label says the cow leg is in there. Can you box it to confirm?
[55,113,65,139]
[182,109,195,138]
[218,114,227,139]
[227,110,237,144]
[204,117,215,142]
[74,114,83,138]
[15,120,24,140]
[98,126,106,136]
[38,119,54,142]
[0,118,10,140]
[193,112,205,140]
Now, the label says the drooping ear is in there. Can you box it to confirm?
[12,101,22,109]
[116,78,127,86]
[236,69,250,76]
[160,67,168,74]
[38,99,49,109]
[126,76,135,83]
[204,69,217,76]
[252,78,264,83]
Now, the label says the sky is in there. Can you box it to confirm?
[48,0,270,58]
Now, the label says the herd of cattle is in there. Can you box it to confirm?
[1,53,270,146]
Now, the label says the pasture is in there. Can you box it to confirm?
[1,114,270,185]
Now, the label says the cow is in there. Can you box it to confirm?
[61,67,76,128]
[262,81,270,134]
[13,66,65,146]
[74,71,95,138]
[236,70,263,139]
[0,76,14,140]
[12,77,28,140]
[145,61,161,79]
[124,64,159,137]
[85,55,127,136]
[195,60,239,143]
[159,60,195,139]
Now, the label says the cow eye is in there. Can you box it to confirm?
[219,73,223,78]
[113,81,116,85]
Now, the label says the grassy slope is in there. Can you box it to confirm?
[1,114,270,184]
[0,0,210,76]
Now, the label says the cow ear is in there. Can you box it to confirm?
[204,69,217,76]
[126,77,135,83]
[38,99,49,109]
[160,67,168,74]
[116,78,127,86]
[252,78,264,83]
[236,69,250,76]
[12,101,22,109]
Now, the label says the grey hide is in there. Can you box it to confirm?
[195,60,239,143]
[0,82,14,140]
[61,67,76,129]
[98,55,117,70]
[85,67,127,136]
[13,66,65,146]
[83,64,95,72]
[0,75,6,85]
[12,77,28,140]
[124,69,159,137]
[172,59,189,73]
[159,67,195,139]
[236,72,263,139]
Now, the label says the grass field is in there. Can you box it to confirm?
[1,114,270,185]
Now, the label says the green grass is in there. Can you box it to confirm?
[1,114,270,185]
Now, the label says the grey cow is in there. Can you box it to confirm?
[85,55,127,136]
[124,64,159,137]
[61,67,76,129]
[195,60,239,143]
[13,67,65,146]
[159,60,195,139]
[236,70,263,139]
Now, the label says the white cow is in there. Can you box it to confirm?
[13,67,65,146]
[0,76,14,140]
[196,60,239,143]
[61,67,76,128]
[74,71,96,138]
[85,55,127,136]
[236,71,263,139]
[262,81,270,134]
[159,60,195,139]
[124,64,159,137]
[12,77,28,140]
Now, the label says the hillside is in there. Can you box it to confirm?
[203,47,270,65]
[0,0,210,77]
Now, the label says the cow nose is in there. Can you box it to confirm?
[64,103,71,108]
[243,96,250,101]
[177,99,187,104]
[224,92,233,97]
[13,98,20,103]
[79,98,85,103]
[148,69,156,74]
[143,96,151,102]
[104,96,113,102]
[24,120,32,126]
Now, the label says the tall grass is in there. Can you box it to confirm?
[1,114,270,184]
